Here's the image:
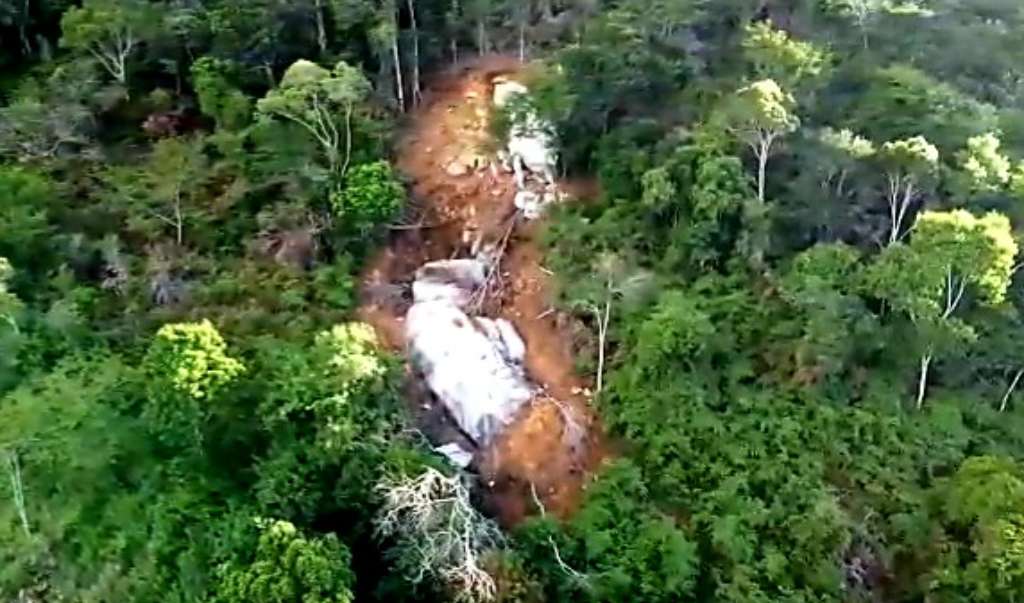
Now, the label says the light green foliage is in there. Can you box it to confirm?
[731,79,801,137]
[957,133,1012,194]
[59,0,157,85]
[250,324,407,521]
[213,519,354,603]
[879,136,939,173]
[330,160,405,235]
[145,319,245,401]
[962,514,1024,601]
[257,59,371,177]
[930,456,1024,601]
[820,127,876,159]
[0,258,23,385]
[864,210,1017,406]
[726,79,800,203]
[865,210,1017,321]
[315,321,387,383]
[633,289,715,370]
[191,57,252,131]
[913,210,1018,307]
[0,258,18,325]
[640,166,676,208]
[742,21,831,87]
[877,136,939,244]
[940,456,1024,526]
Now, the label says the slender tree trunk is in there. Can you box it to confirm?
[594,294,612,393]
[887,174,914,245]
[450,0,460,65]
[477,18,487,56]
[173,192,183,246]
[18,0,31,55]
[389,7,405,112]
[315,0,328,54]
[342,104,353,177]
[756,139,770,203]
[916,353,932,409]
[4,450,30,537]
[1001,368,1024,412]
[519,20,526,62]
[943,267,966,320]
[407,0,422,107]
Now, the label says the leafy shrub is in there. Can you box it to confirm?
[330,160,404,237]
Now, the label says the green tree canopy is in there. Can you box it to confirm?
[60,0,159,86]
[257,59,372,178]
[213,519,355,603]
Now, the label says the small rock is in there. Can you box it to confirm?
[446,161,469,177]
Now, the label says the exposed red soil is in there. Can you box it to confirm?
[358,55,610,525]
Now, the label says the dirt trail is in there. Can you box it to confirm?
[358,56,609,525]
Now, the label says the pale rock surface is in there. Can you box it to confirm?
[406,259,535,446]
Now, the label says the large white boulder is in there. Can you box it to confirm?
[406,259,535,446]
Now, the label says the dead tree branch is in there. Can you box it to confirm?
[376,468,504,602]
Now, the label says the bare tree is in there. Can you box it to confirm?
[376,468,504,602]
[314,0,328,54]
[574,254,653,393]
[407,0,423,107]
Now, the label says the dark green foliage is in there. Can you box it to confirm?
[517,460,698,603]
[839,64,999,155]
[6,2,1024,602]
[0,167,55,289]
[191,57,252,131]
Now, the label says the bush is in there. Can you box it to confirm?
[330,161,405,237]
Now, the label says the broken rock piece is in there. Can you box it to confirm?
[434,443,475,468]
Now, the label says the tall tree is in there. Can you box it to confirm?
[407,0,422,106]
[256,59,371,178]
[865,209,1018,406]
[742,21,831,89]
[877,136,938,245]
[59,0,158,87]
[725,79,800,204]
[956,132,1012,195]
[108,136,210,246]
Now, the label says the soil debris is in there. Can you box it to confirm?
[358,56,610,526]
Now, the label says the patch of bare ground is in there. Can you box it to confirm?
[358,55,610,526]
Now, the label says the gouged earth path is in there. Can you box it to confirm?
[358,56,609,525]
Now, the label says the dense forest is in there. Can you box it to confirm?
[5,1,1024,602]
